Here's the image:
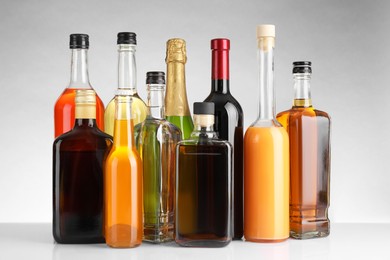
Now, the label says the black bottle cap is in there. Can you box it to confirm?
[194,102,215,115]
[117,32,137,45]
[146,71,165,84]
[293,61,312,74]
[69,34,89,49]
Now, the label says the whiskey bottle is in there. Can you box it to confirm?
[277,61,331,239]
[54,34,105,137]
[53,90,113,243]
[176,102,232,247]
[104,32,147,136]
[135,72,181,243]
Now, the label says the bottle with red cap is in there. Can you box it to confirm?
[204,38,244,240]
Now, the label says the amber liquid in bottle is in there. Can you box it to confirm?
[54,34,104,137]
[176,102,232,247]
[277,62,330,239]
[105,96,143,248]
[53,90,113,244]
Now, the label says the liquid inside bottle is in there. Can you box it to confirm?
[105,95,143,248]
[165,38,194,139]
[244,25,289,243]
[104,32,147,136]
[53,89,113,244]
[54,34,104,137]
[135,72,181,243]
[176,102,232,247]
[277,61,331,239]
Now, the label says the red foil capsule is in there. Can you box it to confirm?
[211,38,230,80]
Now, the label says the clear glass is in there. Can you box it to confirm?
[104,44,147,136]
[134,84,181,243]
[244,35,289,242]
[175,117,232,247]
[54,48,104,137]
[104,96,143,248]
[277,72,331,239]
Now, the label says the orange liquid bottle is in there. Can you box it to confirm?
[54,34,104,138]
[244,25,289,242]
[104,96,143,248]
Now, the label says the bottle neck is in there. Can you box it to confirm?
[293,73,312,107]
[257,37,275,121]
[165,62,191,116]
[118,44,137,94]
[147,84,165,119]
[191,114,218,139]
[69,49,91,88]
[74,102,96,128]
[211,49,230,94]
[113,97,135,147]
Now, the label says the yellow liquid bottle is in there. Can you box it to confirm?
[244,25,289,243]
[104,32,147,136]
[105,95,143,248]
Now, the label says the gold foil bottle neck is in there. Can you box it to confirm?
[166,38,187,63]
[75,89,96,119]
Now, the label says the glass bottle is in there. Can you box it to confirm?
[104,32,147,136]
[204,38,244,240]
[104,95,143,248]
[54,34,105,137]
[135,72,181,243]
[244,25,289,242]
[277,61,331,239]
[176,102,232,247]
[165,38,194,139]
[53,90,113,243]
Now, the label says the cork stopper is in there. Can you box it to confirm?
[75,89,96,119]
[166,38,187,63]
[257,25,275,50]
[256,24,275,38]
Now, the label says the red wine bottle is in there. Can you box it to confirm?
[204,38,244,240]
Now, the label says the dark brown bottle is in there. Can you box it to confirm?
[53,90,113,244]
[176,102,232,247]
[204,39,243,239]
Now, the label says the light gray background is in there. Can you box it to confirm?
[0,0,389,223]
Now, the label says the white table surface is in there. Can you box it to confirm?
[0,223,388,260]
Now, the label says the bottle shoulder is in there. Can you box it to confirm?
[205,93,243,113]
[54,127,113,147]
[277,107,330,120]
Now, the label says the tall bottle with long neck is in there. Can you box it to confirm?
[277,62,331,239]
[53,90,112,243]
[244,25,289,242]
[165,38,194,139]
[54,34,105,137]
[204,38,244,239]
[104,32,147,136]
[105,95,143,248]
[135,72,181,243]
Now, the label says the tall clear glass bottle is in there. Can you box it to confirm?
[53,90,112,243]
[104,95,143,248]
[104,32,147,136]
[277,61,331,239]
[204,38,244,239]
[244,25,289,242]
[176,102,232,247]
[135,72,181,243]
[165,38,194,139]
[54,34,105,137]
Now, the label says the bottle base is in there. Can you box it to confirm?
[290,230,329,240]
[176,235,231,248]
[245,237,288,243]
[105,224,142,248]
